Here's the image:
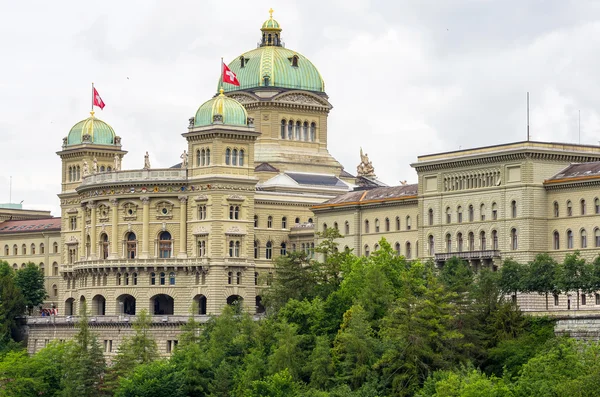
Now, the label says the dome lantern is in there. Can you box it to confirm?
[260,8,282,47]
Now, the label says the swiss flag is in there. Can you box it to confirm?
[222,63,240,86]
[93,87,106,110]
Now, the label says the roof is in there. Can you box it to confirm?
[255,162,279,172]
[339,169,355,178]
[286,172,348,188]
[546,161,600,183]
[314,184,418,208]
[194,90,248,127]
[67,114,116,146]
[170,162,182,169]
[0,218,61,234]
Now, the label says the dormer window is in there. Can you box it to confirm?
[239,56,249,68]
[289,55,299,67]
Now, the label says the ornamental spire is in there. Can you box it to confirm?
[260,8,282,47]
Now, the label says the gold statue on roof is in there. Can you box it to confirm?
[357,147,376,178]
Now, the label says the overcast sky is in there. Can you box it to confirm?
[2,0,600,216]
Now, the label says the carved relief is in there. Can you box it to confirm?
[122,202,139,221]
[227,194,245,202]
[275,93,326,106]
[193,226,210,236]
[98,204,110,222]
[229,94,256,104]
[194,194,209,202]
[225,226,246,235]
[156,201,174,220]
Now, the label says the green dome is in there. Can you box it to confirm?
[219,46,325,93]
[194,90,248,127]
[262,18,280,29]
[67,113,116,146]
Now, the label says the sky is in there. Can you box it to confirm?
[2,0,600,216]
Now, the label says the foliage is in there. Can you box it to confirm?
[0,261,25,344]
[14,262,47,314]
[524,254,559,310]
[114,360,185,397]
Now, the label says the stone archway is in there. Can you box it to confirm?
[193,294,207,315]
[117,294,136,315]
[151,294,174,315]
[91,294,106,316]
[65,298,75,316]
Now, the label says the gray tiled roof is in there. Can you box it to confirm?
[317,184,418,206]
[286,173,348,188]
[547,161,600,181]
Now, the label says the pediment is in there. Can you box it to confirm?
[273,92,329,107]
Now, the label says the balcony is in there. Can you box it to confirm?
[79,169,187,187]
[70,257,210,271]
[435,250,501,262]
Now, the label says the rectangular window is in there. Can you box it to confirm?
[582,294,587,306]
[70,216,77,231]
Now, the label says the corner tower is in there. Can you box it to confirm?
[217,10,345,178]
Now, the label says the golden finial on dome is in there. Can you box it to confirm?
[219,88,225,96]
[90,111,95,118]
[269,8,274,19]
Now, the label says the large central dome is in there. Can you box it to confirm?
[218,12,325,93]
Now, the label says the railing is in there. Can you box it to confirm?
[70,257,210,271]
[435,250,500,261]
[80,169,187,186]
[25,314,265,325]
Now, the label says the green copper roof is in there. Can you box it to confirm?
[67,114,116,146]
[262,18,280,29]
[194,91,248,127]
[219,46,325,93]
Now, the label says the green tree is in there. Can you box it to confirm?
[439,257,474,295]
[61,303,105,397]
[524,254,559,310]
[115,360,185,397]
[14,263,46,315]
[247,369,301,397]
[268,321,304,380]
[307,335,335,390]
[264,251,316,312]
[559,252,588,310]
[498,258,525,299]
[0,261,25,344]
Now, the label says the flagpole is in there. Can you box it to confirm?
[221,57,224,92]
[91,82,94,114]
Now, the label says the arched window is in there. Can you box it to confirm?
[492,230,498,250]
[116,273,122,286]
[3,245,8,256]
[345,221,350,235]
[303,122,308,141]
[76,166,81,180]
[511,228,518,250]
[254,240,259,259]
[22,244,26,255]
[566,229,573,249]
[385,217,390,232]
[150,272,156,285]
[254,215,258,228]
[310,122,316,141]
[457,233,463,252]
[206,149,211,165]
[567,200,573,217]
[480,203,486,221]
[198,205,207,220]
[468,232,474,251]
[239,150,244,166]
[446,207,451,224]
[492,202,498,220]
[225,148,231,165]
[282,217,287,229]
[511,201,517,218]
[375,219,380,232]
[107,166,112,172]
[581,229,588,248]
[291,55,299,67]
[428,235,435,255]
[228,271,233,284]
[333,222,338,231]
[100,165,105,172]
[295,217,300,224]
[596,198,600,214]
[396,216,401,230]
[554,201,559,217]
[281,119,286,139]
[308,218,313,224]
[235,241,240,257]
[394,242,401,255]
[232,149,238,166]
[364,219,370,233]
[53,262,58,276]
[31,244,36,255]
[229,241,235,257]
[553,231,560,250]
[126,232,137,259]
[197,240,206,257]
[133,272,138,285]
[160,272,166,285]
[169,272,176,285]
[124,272,129,285]
[280,242,287,255]
[267,216,273,228]
[581,199,587,215]
[457,206,463,223]
[295,121,302,140]
[446,234,452,253]
[229,205,240,220]
[201,149,207,166]
[40,243,44,254]
[364,245,370,257]
[323,223,328,232]
[236,272,242,285]
[480,231,486,250]
[266,241,273,259]
[197,149,202,166]
[52,284,58,298]
[428,209,434,226]
[595,228,600,247]
[159,231,172,258]
[100,233,109,259]
[406,242,412,259]
[406,216,411,230]
[288,120,294,140]
[39,262,44,275]
[468,205,474,222]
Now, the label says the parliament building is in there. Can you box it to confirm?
[2,12,600,356]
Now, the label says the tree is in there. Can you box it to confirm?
[247,369,301,397]
[559,252,588,310]
[115,360,185,397]
[439,257,474,295]
[0,261,25,343]
[524,254,559,310]
[264,251,316,312]
[498,258,525,300]
[61,302,105,397]
[14,263,46,315]
[307,335,335,390]
[268,321,303,380]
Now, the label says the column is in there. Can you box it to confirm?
[178,196,188,258]
[140,197,150,259]
[89,201,97,259]
[110,199,119,259]
[80,206,86,260]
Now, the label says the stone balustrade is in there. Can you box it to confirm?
[80,169,187,187]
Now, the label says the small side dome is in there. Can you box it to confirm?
[194,89,248,127]
[261,8,281,31]
[67,112,116,146]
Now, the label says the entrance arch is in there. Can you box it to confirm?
[117,294,136,315]
[65,298,75,316]
[91,295,106,315]
[193,294,207,315]
[151,294,174,315]
[227,295,243,307]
